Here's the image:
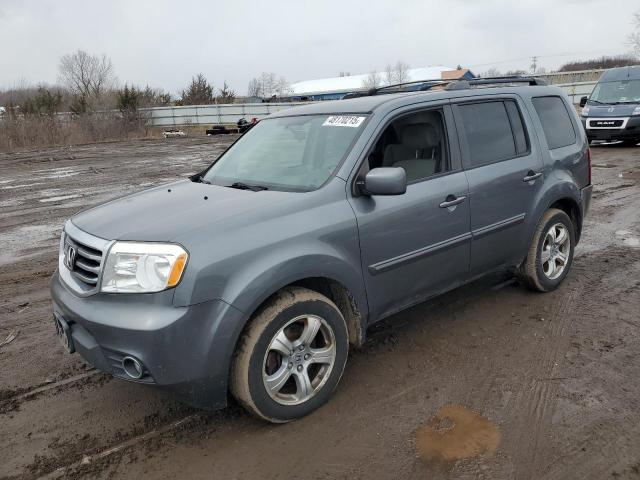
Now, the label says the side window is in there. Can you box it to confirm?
[531,96,576,149]
[458,101,517,167]
[504,101,528,155]
[367,109,449,183]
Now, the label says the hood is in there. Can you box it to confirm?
[71,180,296,242]
[585,104,639,117]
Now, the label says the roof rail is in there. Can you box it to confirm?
[340,75,548,100]
[445,76,548,90]
[342,78,454,99]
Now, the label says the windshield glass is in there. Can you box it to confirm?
[202,114,367,191]
[589,79,640,104]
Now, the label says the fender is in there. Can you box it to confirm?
[525,176,583,252]
[200,251,368,402]
[220,250,368,321]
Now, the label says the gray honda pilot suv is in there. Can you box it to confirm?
[51,77,592,422]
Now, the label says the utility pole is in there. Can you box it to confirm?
[531,56,538,74]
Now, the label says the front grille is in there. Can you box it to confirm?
[64,235,104,286]
[589,119,624,128]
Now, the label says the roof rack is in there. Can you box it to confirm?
[342,78,451,99]
[444,76,548,90]
[341,75,548,100]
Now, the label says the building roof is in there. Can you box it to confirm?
[441,68,472,80]
[290,66,467,96]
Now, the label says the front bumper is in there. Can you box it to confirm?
[50,271,245,409]
[582,116,640,141]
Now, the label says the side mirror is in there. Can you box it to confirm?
[579,96,588,108]
[359,167,407,196]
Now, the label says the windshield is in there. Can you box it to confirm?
[202,114,367,191]
[589,79,640,105]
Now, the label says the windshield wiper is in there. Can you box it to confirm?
[194,175,211,184]
[228,182,268,192]
[587,99,605,105]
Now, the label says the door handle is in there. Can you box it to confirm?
[439,195,467,209]
[523,172,543,183]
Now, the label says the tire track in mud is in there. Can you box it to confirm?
[34,414,202,480]
[0,370,104,414]
[518,274,585,476]
[508,247,639,479]
[3,384,206,480]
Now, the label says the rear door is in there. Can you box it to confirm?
[349,104,471,321]
[452,96,545,275]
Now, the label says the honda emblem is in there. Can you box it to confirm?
[64,244,77,270]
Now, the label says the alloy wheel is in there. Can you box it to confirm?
[262,315,336,406]
[541,222,571,280]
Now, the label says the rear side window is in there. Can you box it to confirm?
[458,101,518,167]
[504,101,528,154]
[532,96,576,149]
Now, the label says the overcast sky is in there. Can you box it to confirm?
[0,0,637,95]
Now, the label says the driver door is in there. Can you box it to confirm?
[349,105,471,321]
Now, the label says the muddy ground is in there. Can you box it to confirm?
[0,137,639,480]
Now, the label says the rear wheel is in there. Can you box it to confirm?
[519,208,575,292]
[230,287,349,423]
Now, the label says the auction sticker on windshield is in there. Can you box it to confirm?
[323,116,366,128]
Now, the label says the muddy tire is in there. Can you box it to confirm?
[518,208,575,292]
[230,287,349,423]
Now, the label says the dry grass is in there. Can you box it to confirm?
[0,113,153,153]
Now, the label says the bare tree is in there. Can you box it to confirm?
[247,78,261,97]
[383,61,410,86]
[275,77,291,97]
[362,70,382,90]
[394,61,410,84]
[559,55,638,72]
[384,64,395,86]
[481,68,501,78]
[247,73,291,98]
[629,11,640,57]
[58,50,115,100]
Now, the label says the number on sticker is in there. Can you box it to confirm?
[323,116,365,128]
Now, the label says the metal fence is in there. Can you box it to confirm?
[533,69,602,105]
[143,103,308,127]
[554,81,598,104]
[135,69,607,127]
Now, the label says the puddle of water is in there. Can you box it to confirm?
[38,194,82,203]
[592,163,619,169]
[0,183,43,190]
[38,171,81,180]
[0,199,22,208]
[623,237,640,247]
[415,405,500,465]
[0,223,61,266]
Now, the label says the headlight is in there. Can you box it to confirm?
[581,105,590,117]
[633,106,640,116]
[101,242,188,293]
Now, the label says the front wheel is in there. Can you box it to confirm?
[518,208,575,292]
[230,287,349,423]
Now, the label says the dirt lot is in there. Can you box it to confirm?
[1,137,639,480]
